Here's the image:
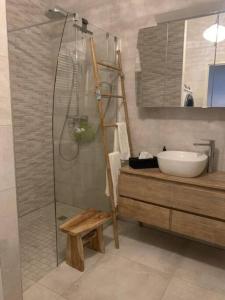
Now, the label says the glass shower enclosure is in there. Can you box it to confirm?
[8,10,120,290]
[53,15,119,262]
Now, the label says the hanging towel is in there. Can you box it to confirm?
[105,152,121,206]
[114,122,130,161]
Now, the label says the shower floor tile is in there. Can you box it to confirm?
[19,203,57,291]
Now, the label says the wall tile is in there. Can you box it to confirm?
[0,55,12,126]
[0,0,8,56]
[0,55,10,103]
[0,126,16,190]
[8,23,55,216]
[0,95,12,126]
[0,188,22,300]
[0,1,22,298]
[6,0,53,31]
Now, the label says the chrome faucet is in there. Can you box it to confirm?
[193,140,215,173]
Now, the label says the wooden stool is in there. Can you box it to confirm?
[60,208,111,272]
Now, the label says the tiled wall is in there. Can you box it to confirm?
[55,0,225,170]
[6,0,54,31]
[8,24,55,216]
[6,0,55,216]
[0,0,22,299]
[6,0,112,216]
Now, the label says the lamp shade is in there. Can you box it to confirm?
[203,24,225,43]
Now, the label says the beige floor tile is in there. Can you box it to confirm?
[23,283,66,300]
[39,249,104,295]
[63,253,170,300]
[174,242,225,294]
[106,221,188,275]
[38,262,83,296]
[162,278,225,300]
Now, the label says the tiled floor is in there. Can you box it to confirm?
[19,204,57,290]
[19,202,83,291]
[23,220,225,300]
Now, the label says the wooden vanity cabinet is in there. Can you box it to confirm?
[119,196,170,230]
[118,167,225,248]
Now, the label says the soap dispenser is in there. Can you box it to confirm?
[163,146,167,151]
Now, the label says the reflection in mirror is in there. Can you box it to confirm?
[136,24,167,107]
[182,14,217,107]
[165,21,185,107]
[136,21,184,107]
[136,11,225,108]
[211,12,225,107]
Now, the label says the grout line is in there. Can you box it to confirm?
[0,186,16,193]
[107,249,172,278]
[19,201,54,218]
[38,253,105,297]
[171,273,225,297]
[23,283,67,299]
[159,276,174,300]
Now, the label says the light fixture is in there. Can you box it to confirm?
[203,24,225,43]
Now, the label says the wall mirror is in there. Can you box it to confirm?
[136,12,225,107]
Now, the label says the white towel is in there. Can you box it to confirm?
[105,152,121,206]
[114,122,130,161]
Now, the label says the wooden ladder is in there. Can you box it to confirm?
[89,37,133,248]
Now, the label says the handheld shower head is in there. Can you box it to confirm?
[45,7,68,19]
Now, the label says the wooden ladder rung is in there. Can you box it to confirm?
[101,94,124,99]
[97,61,121,71]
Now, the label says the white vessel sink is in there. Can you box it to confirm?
[157,151,208,178]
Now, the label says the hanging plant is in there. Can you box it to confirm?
[73,119,96,144]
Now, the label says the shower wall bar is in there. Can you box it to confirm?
[8,10,91,33]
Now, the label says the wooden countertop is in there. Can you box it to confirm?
[120,166,225,191]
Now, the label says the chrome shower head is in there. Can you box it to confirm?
[45,7,68,19]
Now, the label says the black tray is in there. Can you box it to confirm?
[129,156,159,169]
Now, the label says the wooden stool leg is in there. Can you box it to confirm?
[112,211,119,249]
[89,226,105,253]
[66,235,84,272]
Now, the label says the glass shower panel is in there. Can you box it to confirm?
[8,10,121,287]
[54,18,120,262]
[8,20,65,290]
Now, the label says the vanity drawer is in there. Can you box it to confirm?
[118,196,170,230]
[119,173,172,207]
[172,185,225,220]
[171,210,225,247]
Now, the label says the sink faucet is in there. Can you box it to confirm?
[193,140,215,173]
